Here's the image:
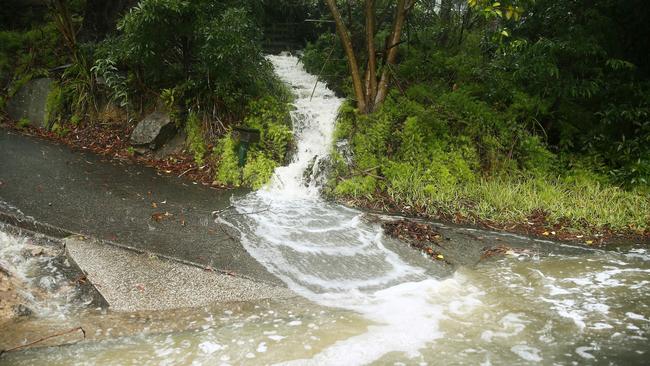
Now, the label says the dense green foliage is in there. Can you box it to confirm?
[93,0,280,120]
[308,0,650,231]
[185,111,207,166]
[0,0,299,190]
[215,95,293,188]
[1,0,647,228]
[0,22,63,104]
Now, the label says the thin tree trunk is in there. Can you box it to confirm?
[373,0,412,109]
[439,0,453,45]
[325,0,367,113]
[365,0,377,109]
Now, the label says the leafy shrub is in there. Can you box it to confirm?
[99,0,276,120]
[185,112,207,166]
[301,32,350,96]
[334,176,377,198]
[244,96,293,163]
[51,122,70,137]
[214,133,241,186]
[243,153,277,189]
[16,117,30,128]
[91,55,129,109]
[45,82,64,129]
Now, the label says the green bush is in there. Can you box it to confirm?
[214,133,241,186]
[301,32,350,96]
[16,117,30,128]
[51,122,70,137]
[98,0,276,119]
[243,153,277,189]
[45,82,64,129]
[185,112,207,166]
[244,96,293,163]
[334,176,377,198]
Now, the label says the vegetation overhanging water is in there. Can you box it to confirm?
[2,55,649,366]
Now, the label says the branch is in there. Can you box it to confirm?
[1,327,86,356]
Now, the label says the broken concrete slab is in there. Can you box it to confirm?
[6,78,53,128]
[64,236,296,312]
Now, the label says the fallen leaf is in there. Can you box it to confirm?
[542,231,550,236]
[436,254,444,260]
[585,240,593,245]
[151,202,158,208]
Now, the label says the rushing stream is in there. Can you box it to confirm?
[2,54,649,365]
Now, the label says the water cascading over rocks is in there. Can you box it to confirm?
[218,53,469,364]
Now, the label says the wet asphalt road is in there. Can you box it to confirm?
[0,128,284,286]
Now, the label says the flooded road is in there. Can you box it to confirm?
[3,226,649,365]
[1,55,649,365]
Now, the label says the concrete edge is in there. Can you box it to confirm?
[0,211,72,238]
[62,239,110,309]
[0,210,283,288]
[0,217,110,310]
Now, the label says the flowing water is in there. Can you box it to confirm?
[2,55,650,365]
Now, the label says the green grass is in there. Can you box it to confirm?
[352,174,649,233]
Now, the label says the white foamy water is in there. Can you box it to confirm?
[4,55,649,366]
[218,54,482,364]
[0,230,91,319]
[217,54,650,365]
[264,55,341,198]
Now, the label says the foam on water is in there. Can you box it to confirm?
[218,54,473,364]
[0,230,90,318]
[217,54,650,365]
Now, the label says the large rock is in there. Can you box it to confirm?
[130,111,176,149]
[6,78,53,128]
[154,130,187,159]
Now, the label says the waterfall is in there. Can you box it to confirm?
[218,54,477,365]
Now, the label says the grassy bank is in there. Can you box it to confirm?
[325,99,649,242]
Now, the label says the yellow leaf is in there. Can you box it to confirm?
[436,254,444,260]
[585,240,593,245]
[542,231,550,236]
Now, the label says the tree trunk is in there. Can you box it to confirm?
[439,0,453,45]
[325,0,367,113]
[373,0,412,109]
[364,0,377,109]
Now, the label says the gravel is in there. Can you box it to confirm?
[65,236,296,312]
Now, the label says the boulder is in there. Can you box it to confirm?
[130,111,176,149]
[6,78,53,128]
[154,130,187,159]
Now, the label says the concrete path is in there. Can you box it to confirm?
[0,129,284,287]
[65,236,294,311]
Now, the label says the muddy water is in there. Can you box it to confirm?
[2,228,649,365]
[2,55,649,365]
